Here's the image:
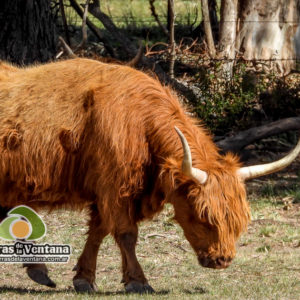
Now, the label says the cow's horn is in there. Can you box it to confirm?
[238,137,300,180]
[174,127,208,184]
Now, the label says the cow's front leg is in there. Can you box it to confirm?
[73,207,109,293]
[0,206,55,287]
[114,225,154,294]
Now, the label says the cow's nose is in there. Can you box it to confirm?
[216,256,232,269]
[198,255,233,269]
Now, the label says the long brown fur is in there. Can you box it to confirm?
[0,58,250,279]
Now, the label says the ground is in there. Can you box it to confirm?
[0,157,299,299]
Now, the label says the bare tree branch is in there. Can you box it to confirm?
[76,0,90,50]
[69,0,115,57]
[149,0,168,36]
[216,117,300,153]
[59,0,70,46]
[58,36,77,58]
[168,0,176,78]
[201,0,216,58]
[88,0,136,56]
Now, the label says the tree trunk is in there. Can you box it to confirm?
[237,0,299,74]
[218,0,238,78]
[168,0,176,78]
[201,0,216,58]
[208,0,219,43]
[167,0,172,32]
[0,0,57,65]
[216,117,300,153]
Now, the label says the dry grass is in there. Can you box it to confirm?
[0,160,299,299]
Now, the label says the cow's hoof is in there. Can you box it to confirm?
[73,278,98,293]
[72,264,78,271]
[26,267,56,288]
[125,281,155,294]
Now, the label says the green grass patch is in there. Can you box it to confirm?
[64,0,201,29]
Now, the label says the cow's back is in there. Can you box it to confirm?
[0,59,164,209]
[0,59,111,207]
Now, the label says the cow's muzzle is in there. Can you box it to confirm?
[198,256,232,269]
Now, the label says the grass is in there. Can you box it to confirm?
[64,0,201,29]
[102,0,200,27]
[0,161,299,299]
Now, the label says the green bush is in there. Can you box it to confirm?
[189,59,299,135]
[192,61,275,134]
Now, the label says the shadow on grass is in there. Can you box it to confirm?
[0,285,170,296]
[182,286,207,294]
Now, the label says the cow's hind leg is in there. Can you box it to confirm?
[0,205,56,287]
[23,263,56,288]
[73,206,109,293]
[114,224,154,294]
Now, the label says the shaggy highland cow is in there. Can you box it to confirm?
[0,58,299,293]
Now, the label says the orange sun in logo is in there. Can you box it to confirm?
[11,220,31,239]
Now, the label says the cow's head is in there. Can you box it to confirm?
[162,127,300,269]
